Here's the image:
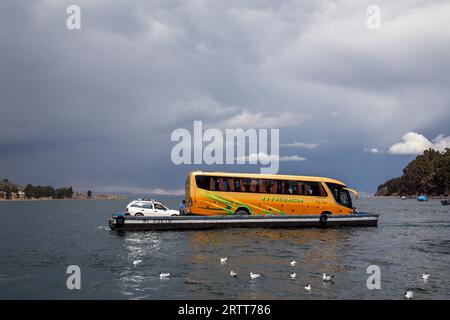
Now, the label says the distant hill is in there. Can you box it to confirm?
[376,148,450,196]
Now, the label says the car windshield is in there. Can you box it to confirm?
[326,183,353,209]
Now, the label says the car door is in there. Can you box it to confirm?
[142,203,154,215]
[153,203,167,216]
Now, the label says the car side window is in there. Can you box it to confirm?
[142,203,153,209]
[154,203,166,210]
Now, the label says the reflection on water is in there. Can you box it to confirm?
[118,233,162,297]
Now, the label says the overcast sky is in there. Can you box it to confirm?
[1,0,450,195]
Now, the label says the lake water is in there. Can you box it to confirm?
[0,197,449,299]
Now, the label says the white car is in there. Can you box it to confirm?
[126,199,180,217]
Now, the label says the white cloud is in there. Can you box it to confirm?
[218,111,308,129]
[280,141,318,148]
[388,132,450,155]
[148,188,185,196]
[364,147,382,154]
[279,155,307,161]
[236,153,306,162]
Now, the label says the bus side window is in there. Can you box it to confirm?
[287,181,296,194]
[270,181,277,193]
[209,177,215,191]
[296,182,305,195]
[258,179,265,193]
[250,179,257,192]
[228,178,234,191]
[279,181,285,194]
[319,183,328,196]
[240,179,249,192]
[305,183,313,195]
[234,179,242,192]
[218,178,224,191]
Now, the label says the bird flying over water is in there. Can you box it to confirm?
[220,257,228,264]
[159,272,171,279]
[290,260,297,266]
[230,271,237,277]
[305,284,311,292]
[290,272,296,279]
[422,273,430,281]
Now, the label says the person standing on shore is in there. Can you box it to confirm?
[179,200,187,215]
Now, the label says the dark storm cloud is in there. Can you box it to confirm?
[1,0,449,193]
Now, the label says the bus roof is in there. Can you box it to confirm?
[189,171,347,186]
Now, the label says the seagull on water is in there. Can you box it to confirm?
[405,290,414,299]
[422,273,430,281]
[305,284,311,292]
[290,272,297,279]
[290,260,297,267]
[220,257,228,264]
[133,260,142,266]
[322,273,333,282]
[250,272,261,279]
[230,271,237,277]
[159,272,171,279]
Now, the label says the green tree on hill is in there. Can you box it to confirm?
[376,148,450,196]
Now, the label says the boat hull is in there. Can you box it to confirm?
[109,213,378,231]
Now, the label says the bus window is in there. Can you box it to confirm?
[195,176,207,190]
[305,183,314,195]
[227,178,234,191]
[258,179,266,193]
[319,183,328,196]
[268,180,277,194]
[304,182,323,196]
[296,182,305,195]
[250,179,258,192]
[326,183,353,208]
[279,181,286,194]
[287,181,297,194]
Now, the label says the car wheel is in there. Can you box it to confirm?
[135,213,144,217]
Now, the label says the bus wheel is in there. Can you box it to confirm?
[235,208,250,216]
[319,213,328,229]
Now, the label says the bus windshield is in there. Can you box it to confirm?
[326,183,353,209]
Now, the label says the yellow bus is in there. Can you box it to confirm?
[185,171,359,216]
